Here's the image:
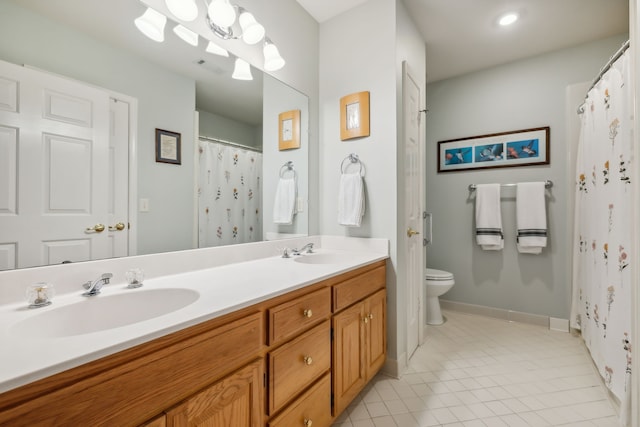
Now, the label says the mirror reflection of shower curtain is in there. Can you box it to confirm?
[571,48,632,425]
[198,140,262,247]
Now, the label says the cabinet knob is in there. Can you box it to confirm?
[304,419,313,427]
[368,313,374,320]
[362,316,369,324]
[303,355,313,365]
[303,309,313,318]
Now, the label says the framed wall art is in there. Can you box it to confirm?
[437,126,550,173]
[340,91,370,140]
[278,109,301,150]
[155,128,181,165]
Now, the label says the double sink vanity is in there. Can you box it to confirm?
[0,236,389,426]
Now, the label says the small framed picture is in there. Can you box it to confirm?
[155,128,181,165]
[278,109,301,150]
[340,91,370,140]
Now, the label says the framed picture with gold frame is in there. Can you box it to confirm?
[340,91,370,140]
[278,109,301,150]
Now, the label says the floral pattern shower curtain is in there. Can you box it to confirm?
[198,140,262,247]
[571,49,632,422]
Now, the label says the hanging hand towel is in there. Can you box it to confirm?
[516,182,547,254]
[475,184,504,250]
[338,172,365,227]
[273,176,296,224]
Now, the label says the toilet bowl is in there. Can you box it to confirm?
[425,268,455,325]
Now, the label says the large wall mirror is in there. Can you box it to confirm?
[0,0,309,270]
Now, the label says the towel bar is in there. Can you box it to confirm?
[468,180,553,192]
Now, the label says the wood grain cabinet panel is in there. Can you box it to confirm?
[332,289,386,417]
[332,265,385,312]
[269,320,331,414]
[268,373,332,427]
[269,287,331,345]
[166,359,263,427]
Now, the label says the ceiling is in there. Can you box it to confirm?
[296,0,629,82]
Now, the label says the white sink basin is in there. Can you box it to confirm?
[293,253,353,265]
[11,288,200,338]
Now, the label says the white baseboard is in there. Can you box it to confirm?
[381,354,407,379]
[440,299,569,332]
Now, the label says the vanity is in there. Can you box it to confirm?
[0,236,388,426]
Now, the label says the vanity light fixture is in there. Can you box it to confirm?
[134,7,167,42]
[232,57,253,80]
[208,0,237,29]
[206,40,229,57]
[173,24,199,46]
[165,0,198,22]
[263,38,285,71]
[238,10,265,45]
[498,12,519,26]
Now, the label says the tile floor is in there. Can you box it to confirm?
[332,310,620,427]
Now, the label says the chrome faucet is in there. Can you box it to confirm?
[292,243,314,255]
[82,273,113,296]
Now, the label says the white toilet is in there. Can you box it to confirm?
[425,268,455,325]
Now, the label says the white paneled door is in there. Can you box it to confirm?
[0,59,128,269]
[403,61,424,360]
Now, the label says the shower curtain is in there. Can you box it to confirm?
[571,48,632,424]
[198,139,262,247]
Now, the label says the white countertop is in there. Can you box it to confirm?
[0,240,388,394]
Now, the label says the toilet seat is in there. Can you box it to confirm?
[425,268,454,281]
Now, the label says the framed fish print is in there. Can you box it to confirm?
[437,126,550,173]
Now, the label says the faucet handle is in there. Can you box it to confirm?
[282,248,291,258]
[101,273,113,283]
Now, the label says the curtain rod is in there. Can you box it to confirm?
[199,135,262,153]
[468,181,553,191]
[577,39,630,114]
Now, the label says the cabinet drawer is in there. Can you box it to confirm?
[268,287,331,345]
[268,373,331,427]
[269,321,331,414]
[333,264,385,312]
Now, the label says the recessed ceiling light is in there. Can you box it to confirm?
[499,13,518,26]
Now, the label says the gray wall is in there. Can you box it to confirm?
[319,0,426,369]
[425,34,628,319]
[0,1,197,256]
[262,75,309,238]
[198,109,262,149]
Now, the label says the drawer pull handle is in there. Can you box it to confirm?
[303,355,313,365]
[303,309,313,318]
[304,419,313,427]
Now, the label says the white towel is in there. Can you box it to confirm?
[273,176,296,224]
[475,184,504,250]
[338,172,365,226]
[516,182,547,254]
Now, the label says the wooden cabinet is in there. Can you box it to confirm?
[333,289,386,417]
[0,259,386,427]
[268,321,331,414]
[166,359,263,427]
[268,373,332,427]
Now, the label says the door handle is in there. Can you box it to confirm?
[109,222,126,231]
[86,224,105,233]
[407,227,420,237]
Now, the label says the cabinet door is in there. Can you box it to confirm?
[332,302,366,417]
[140,414,166,427]
[166,359,264,427]
[365,289,386,379]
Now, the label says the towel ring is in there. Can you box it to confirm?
[341,153,364,176]
[280,161,296,179]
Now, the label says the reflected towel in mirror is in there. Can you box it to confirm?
[273,176,297,224]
